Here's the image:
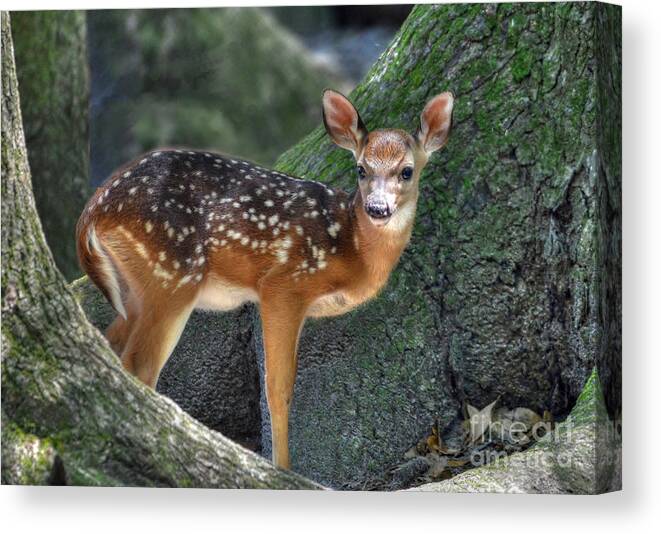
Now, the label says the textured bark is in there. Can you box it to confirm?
[593,4,621,416]
[267,2,621,487]
[11,11,91,281]
[0,12,319,490]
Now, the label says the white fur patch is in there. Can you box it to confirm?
[87,225,127,319]
[196,276,258,311]
[384,201,416,234]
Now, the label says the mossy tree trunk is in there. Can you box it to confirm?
[0,12,319,490]
[11,10,91,281]
[270,2,621,486]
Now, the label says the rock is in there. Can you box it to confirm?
[71,277,261,449]
[411,370,622,494]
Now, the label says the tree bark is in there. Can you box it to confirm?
[0,12,320,490]
[268,2,621,486]
[11,11,91,281]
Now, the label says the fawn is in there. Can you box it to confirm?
[77,89,454,469]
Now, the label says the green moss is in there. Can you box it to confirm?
[1,419,58,485]
[569,367,609,426]
[511,48,534,82]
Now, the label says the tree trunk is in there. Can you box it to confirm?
[11,11,91,281]
[0,12,320,490]
[268,2,621,486]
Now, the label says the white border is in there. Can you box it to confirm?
[2,1,660,533]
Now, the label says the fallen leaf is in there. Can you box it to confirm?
[426,433,440,452]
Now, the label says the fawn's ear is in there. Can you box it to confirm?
[322,89,368,155]
[416,92,454,154]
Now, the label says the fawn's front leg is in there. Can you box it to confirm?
[260,291,306,470]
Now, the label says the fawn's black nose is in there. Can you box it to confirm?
[365,201,391,219]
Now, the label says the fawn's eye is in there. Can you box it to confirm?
[357,165,367,179]
[401,167,414,180]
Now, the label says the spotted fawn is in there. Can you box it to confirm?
[77,89,454,469]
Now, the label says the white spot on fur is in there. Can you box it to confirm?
[327,222,341,238]
[275,248,288,264]
[176,274,193,289]
[135,242,149,260]
[153,263,174,280]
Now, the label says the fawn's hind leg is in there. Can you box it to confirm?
[120,289,198,388]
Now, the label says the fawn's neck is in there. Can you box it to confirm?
[348,188,417,285]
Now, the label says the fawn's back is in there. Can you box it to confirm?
[77,149,370,317]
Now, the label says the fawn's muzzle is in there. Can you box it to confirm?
[365,200,391,219]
